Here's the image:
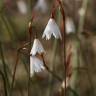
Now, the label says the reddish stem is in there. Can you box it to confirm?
[28,15,34,96]
[56,0,66,95]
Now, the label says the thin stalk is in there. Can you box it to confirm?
[28,18,33,96]
[57,0,66,95]
[17,40,33,51]
[10,52,19,96]
[42,55,62,82]
[28,37,31,96]
[0,14,15,42]
[0,43,10,94]
[0,70,8,96]
[21,56,28,73]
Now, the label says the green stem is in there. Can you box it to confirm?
[42,50,62,82]
[10,52,19,96]
[0,70,8,96]
[0,14,15,42]
[0,43,10,94]
[57,0,66,95]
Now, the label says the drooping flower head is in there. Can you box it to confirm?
[42,18,62,40]
[30,38,45,77]
[30,56,45,77]
[42,1,62,40]
[30,38,45,56]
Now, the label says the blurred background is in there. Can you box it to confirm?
[0,0,96,96]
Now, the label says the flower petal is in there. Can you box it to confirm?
[30,39,45,55]
[42,18,62,40]
[30,56,45,77]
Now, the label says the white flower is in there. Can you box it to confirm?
[34,0,48,13]
[30,38,45,56]
[30,56,45,77]
[17,0,27,14]
[42,18,62,40]
[66,17,76,34]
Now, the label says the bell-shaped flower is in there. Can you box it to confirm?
[30,56,45,77]
[17,0,27,14]
[30,38,45,56]
[66,17,76,34]
[34,0,48,13]
[42,18,62,40]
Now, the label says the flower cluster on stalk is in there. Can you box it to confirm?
[30,0,63,77]
[30,38,45,77]
[29,0,73,91]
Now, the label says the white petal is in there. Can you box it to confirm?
[42,29,52,40]
[42,18,62,40]
[34,0,47,13]
[65,17,76,34]
[30,39,45,55]
[30,56,45,77]
[17,0,27,14]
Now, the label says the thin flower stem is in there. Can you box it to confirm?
[28,17,34,96]
[0,14,15,42]
[56,0,66,95]
[0,43,10,94]
[17,41,33,51]
[42,55,62,82]
[28,27,31,96]
[50,0,66,94]
[0,70,8,96]
[0,45,28,96]
[10,52,19,96]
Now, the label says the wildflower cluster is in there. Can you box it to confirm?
[30,0,63,77]
[27,2,75,95]
[13,0,75,95]
[30,38,45,77]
